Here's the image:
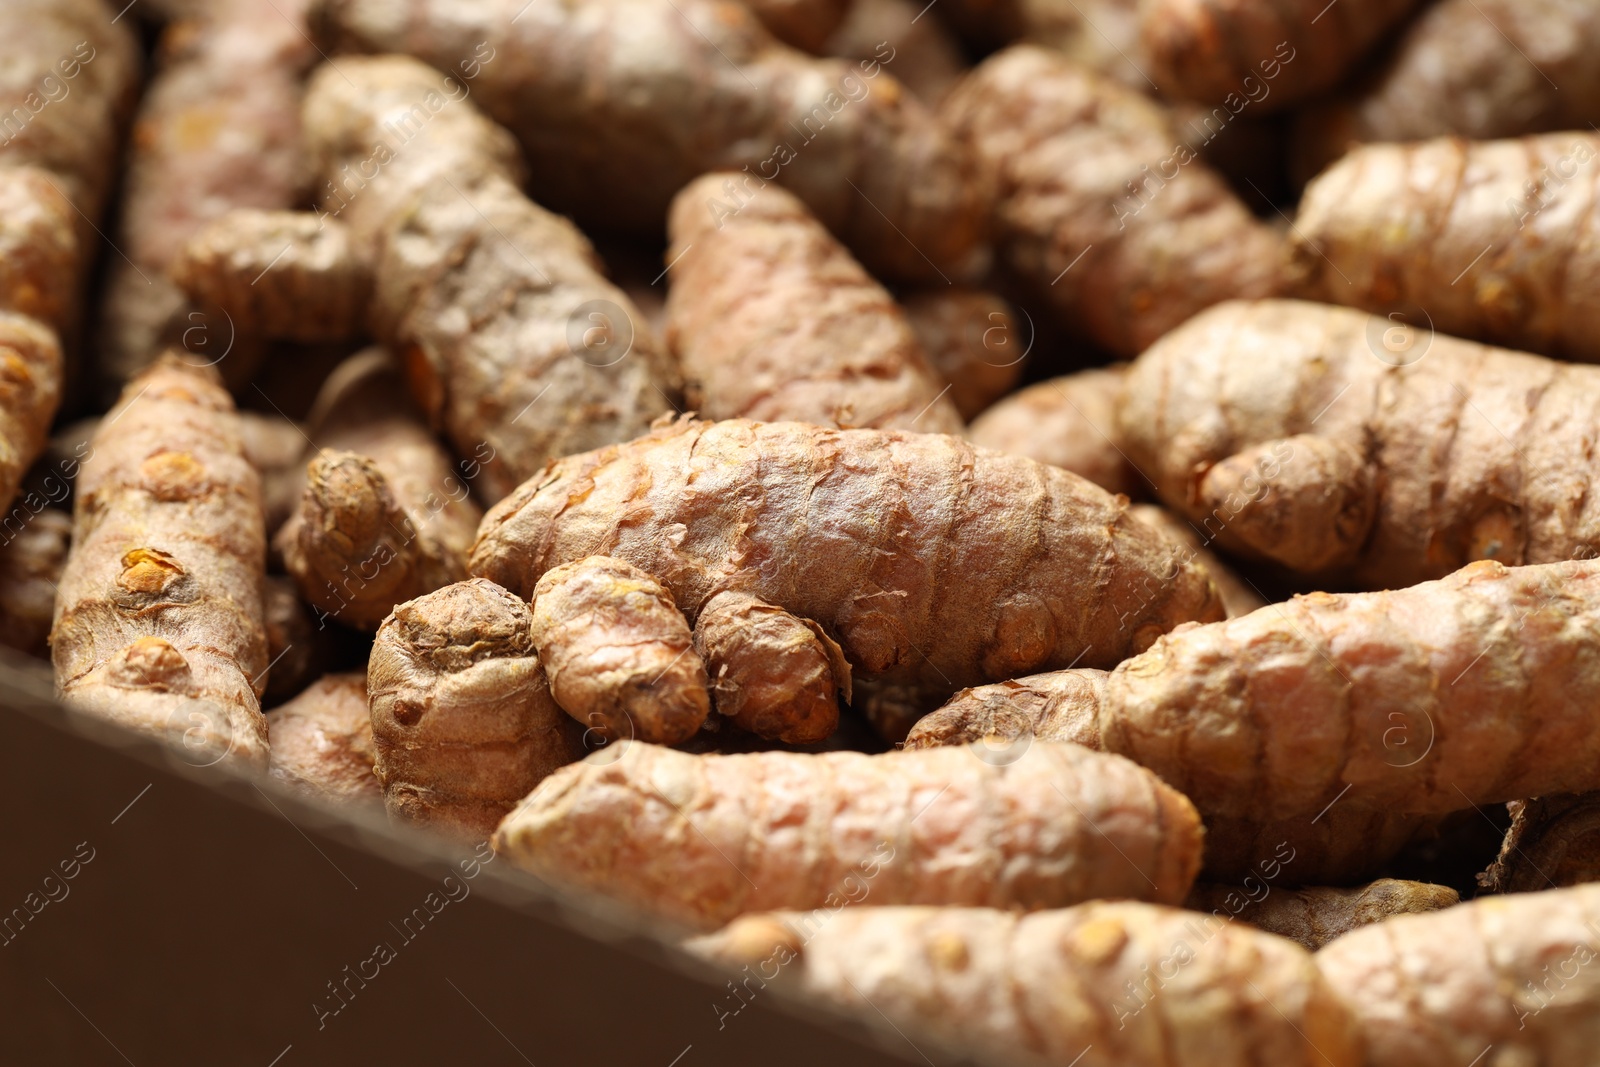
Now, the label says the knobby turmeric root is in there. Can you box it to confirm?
[1185,878,1458,951]
[470,417,1224,725]
[690,902,1360,1067]
[264,672,380,804]
[369,578,586,841]
[493,740,1203,930]
[903,668,1106,753]
[665,174,961,433]
[51,357,270,770]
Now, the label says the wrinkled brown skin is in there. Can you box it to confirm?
[746,0,851,51]
[51,358,270,770]
[276,350,481,632]
[691,903,1361,1067]
[1129,504,1266,619]
[470,418,1224,727]
[0,314,63,526]
[1292,134,1600,365]
[904,668,1106,752]
[98,0,310,390]
[264,672,381,803]
[170,209,371,344]
[260,573,332,706]
[666,175,961,434]
[1186,878,1458,952]
[494,740,1203,931]
[1139,0,1421,112]
[1294,0,1600,184]
[530,557,710,746]
[1101,558,1600,829]
[1317,884,1600,1067]
[942,46,1282,358]
[302,57,677,502]
[968,366,1139,496]
[901,288,1022,420]
[234,410,309,540]
[1480,794,1600,894]
[0,508,71,658]
[823,0,968,104]
[370,578,587,841]
[1119,299,1600,586]
[693,590,847,744]
[314,0,988,284]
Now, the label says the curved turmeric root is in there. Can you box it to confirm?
[693,590,846,744]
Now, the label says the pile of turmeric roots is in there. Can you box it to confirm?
[14,0,1600,1062]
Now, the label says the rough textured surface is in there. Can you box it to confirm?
[260,572,328,706]
[277,349,481,632]
[51,358,270,770]
[1480,793,1600,894]
[901,287,1022,420]
[690,903,1360,1067]
[313,0,988,283]
[369,578,586,841]
[0,314,64,525]
[968,366,1138,496]
[666,175,961,433]
[264,671,381,803]
[942,45,1282,357]
[470,418,1224,726]
[1119,299,1600,586]
[170,209,371,344]
[97,0,309,390]
[1186,878,1459,951]
[0,508,71,658]
[494,740,1204,931]
[1130,504,1267,619]
[904,668,1106,753]
[693,589,847,744]
[1100,558,1600,823]
[530,556,710,746]
[1294,0,1600,183]
[1291,134,1600,364]
[823,0,968,104]
[1317,884,1600,1067]
[1140,0,1420,111]
[302,56,677,502]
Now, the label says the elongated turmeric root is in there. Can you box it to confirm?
[900,287,1022,420]
[302,56,679,501]
[665,174,961,433]
[1317,884,1600,1067]
[265,672,380,803]
[276,349,481,631]
[1118,299,1600,586]
[690,903,1360,1066]
[1186,878,1458,951]
[470,418,1223,724]
[494,740,1204,930]
[942,45,1282,357]
[1480,794,1600,894]
[51,357,270,770]
[369,578,586,841]
[1291,133,1600,364]
[530,557,710,746]
[967,366,1138,496]
[313,0,987,283]
[902,667,1106,752]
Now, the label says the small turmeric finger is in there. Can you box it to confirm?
[900,287,1021,420]
[903,668,1106,752]
[265,671,380,803]
[967,366,1137,496]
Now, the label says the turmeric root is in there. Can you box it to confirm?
[1317,883,1600,1067]
[1118,298,1600,586]
[234,410,309,541]
[693,590,847,744]
[900,288,1022,420]
[745,0,850,52]
[823,0,968,104]
[1480,794,1600,894]
[967,366,1139,497]
[665,175,961,433]
[0,314,64,527]
[1290,134,1600,364]
[902,668,1106,753]
[470,418,1224,724]
[941,45,1282,357]
[264,672,380,803]
[529,557,710,746]
[493,740,1204,930]
[51,357,270,770]
[276,349,481,631]
[1185,878,1458,951]
[301,56,678,501]
[170,209,371,344]
[690,902,1360,1067]
[1139,0,1420,112]
[0,508,71,659]
[369,578,586,841]
[312,0,988,283]
[1293,0,1600,182]
[260,573,330,706]
[1129,504,1267,619]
